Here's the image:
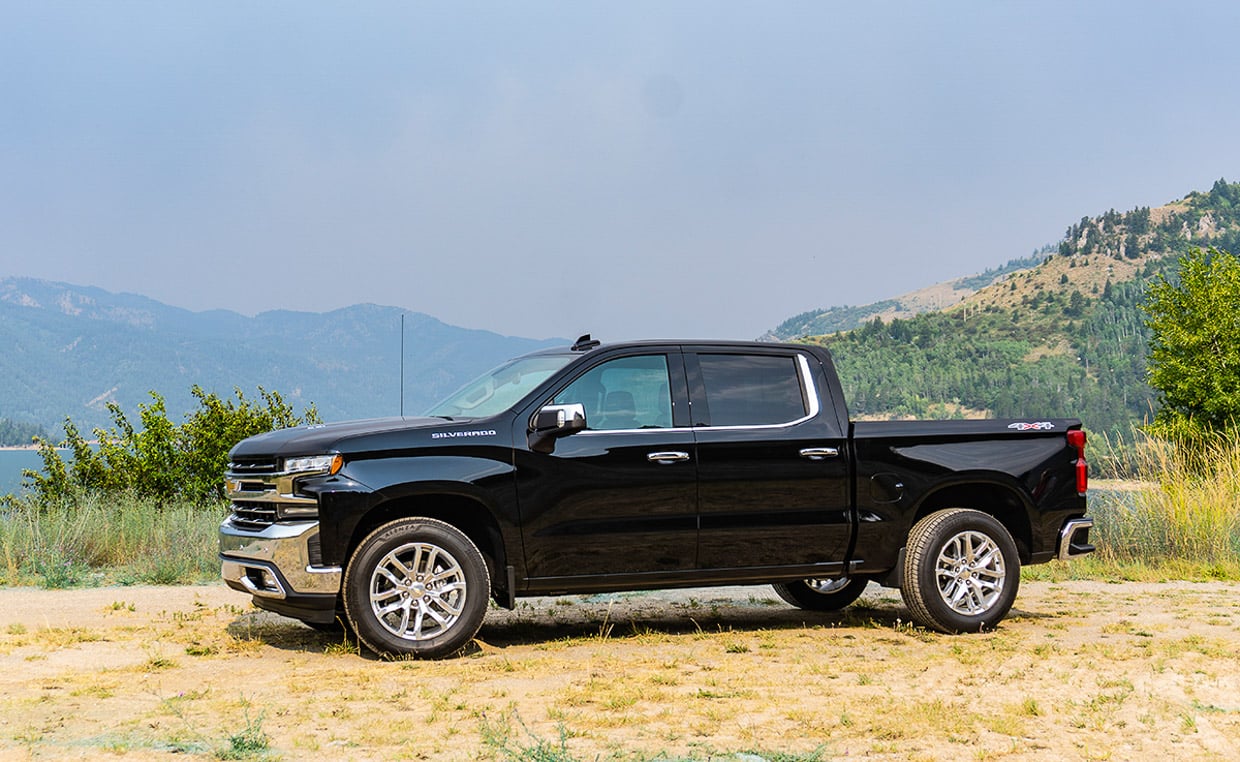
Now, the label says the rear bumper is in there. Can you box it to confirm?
[219,517,341,622]
[1057,516,1095,560]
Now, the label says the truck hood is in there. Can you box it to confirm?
[229,416,469,459]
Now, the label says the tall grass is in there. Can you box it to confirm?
[1072,432,1240,580]
[0,493,225,587]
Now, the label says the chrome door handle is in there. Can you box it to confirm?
[647,451,690,464]
[799,447,840,460]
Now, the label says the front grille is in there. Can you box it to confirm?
[231,502,279,530]
[229,458,280,475]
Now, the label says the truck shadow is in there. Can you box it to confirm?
[223,588,1057,657]
[224,590,927,657]
[475,601,908,651]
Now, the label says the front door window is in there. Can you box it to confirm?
[552,354,673,431]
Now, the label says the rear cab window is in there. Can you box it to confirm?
[691,352,816,427]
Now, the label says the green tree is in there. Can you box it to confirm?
[178,386,315,501]
[1143,247,1240,438]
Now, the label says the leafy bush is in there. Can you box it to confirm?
[24,386,319,506]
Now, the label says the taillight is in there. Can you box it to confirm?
[1067,429,1087,494]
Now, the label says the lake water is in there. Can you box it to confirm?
[0,449,51,497]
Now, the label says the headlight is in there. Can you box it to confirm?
[283,454,343,475]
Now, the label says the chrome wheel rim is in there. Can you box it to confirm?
[806,578,852,595]
[369,542,468,642]
[935,530,1006,615]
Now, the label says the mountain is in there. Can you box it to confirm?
[0,279,565,435]
[773,179,1240,437]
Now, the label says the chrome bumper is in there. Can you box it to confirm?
[219,518,342,599]
[1057,517,1095,561]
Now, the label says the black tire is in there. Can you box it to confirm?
[900,508,1020,634]
[772,576,870,611]
[342,517,490,659]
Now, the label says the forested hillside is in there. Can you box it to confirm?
[769,254,1044,339]
[795,179,1240,437]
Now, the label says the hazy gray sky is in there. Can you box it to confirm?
[3,2,1240,341]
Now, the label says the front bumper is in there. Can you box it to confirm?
[219,517,342,621]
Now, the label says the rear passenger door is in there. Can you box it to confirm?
[688,348,852,571]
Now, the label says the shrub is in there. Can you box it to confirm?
[24,386,319,506]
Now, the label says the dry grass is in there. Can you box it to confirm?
[1,582,1238,760]
[2,437,1238,758]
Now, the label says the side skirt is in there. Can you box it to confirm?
[520,560,861,598]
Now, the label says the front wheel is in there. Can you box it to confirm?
[900,508,1020,633]
[772,576,870,611]
[343,517,490,658]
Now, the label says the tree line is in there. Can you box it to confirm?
[0,418,47,447]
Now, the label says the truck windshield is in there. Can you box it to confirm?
[425,355,575,419]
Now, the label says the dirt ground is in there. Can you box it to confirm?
[0,580,1238,761]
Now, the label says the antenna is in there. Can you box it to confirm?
[400,313,405,417]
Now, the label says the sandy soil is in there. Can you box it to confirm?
[0,580,1238,760]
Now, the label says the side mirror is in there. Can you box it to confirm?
[529,403,587,453]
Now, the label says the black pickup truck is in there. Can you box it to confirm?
[220,336,1093,658]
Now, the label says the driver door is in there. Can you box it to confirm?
[513,350,698,582]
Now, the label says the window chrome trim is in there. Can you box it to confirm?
[575,353,821,434]
[577,426,696,436]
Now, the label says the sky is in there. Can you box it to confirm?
[3,2,1240,342]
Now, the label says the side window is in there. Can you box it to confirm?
[697,354,807,426]
[552,355,673,431]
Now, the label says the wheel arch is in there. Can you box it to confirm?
[909,479,1033,562]
[345,491,510,604]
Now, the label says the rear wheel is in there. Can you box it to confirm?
[900,508,1019,633]
[343,518,490,658]
[773,576,870,611]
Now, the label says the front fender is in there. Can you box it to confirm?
[317,455,517,568]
